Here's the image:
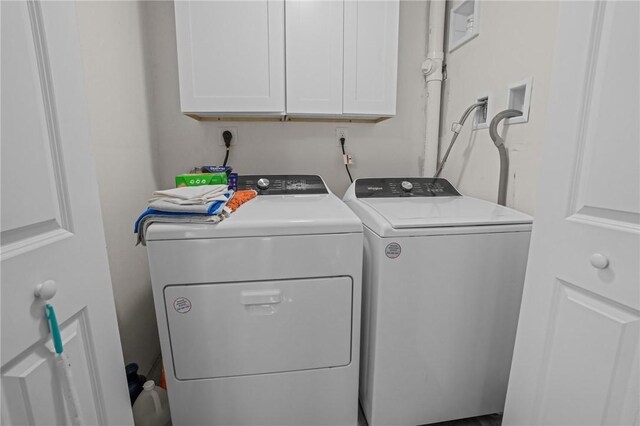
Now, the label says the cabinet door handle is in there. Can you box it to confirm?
[590,253,609,269]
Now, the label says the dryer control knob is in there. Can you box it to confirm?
[257,178,270,190]
[401,181,413,192]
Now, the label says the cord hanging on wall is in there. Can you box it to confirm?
[222,130,232,167]
[340,137,353,183]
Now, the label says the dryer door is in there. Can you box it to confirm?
[164,277,353,380]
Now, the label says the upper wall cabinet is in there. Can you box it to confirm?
[343,0,399,116]
[285,1,344,115]
[174,0,399,121]
[174,0,286,116]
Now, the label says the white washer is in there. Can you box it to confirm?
[146,175,363,426]
[343,177,533,426]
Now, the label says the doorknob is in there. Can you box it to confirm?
[590,253,609,270]
[34,280,57,300]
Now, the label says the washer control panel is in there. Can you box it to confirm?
[355,178,461,198]
[238,175,329,195]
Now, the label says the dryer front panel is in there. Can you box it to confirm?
[164,277,353,380]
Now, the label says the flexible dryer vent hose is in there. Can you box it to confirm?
[489,109,523,206]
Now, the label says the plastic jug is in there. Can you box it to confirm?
[132,380,171,426]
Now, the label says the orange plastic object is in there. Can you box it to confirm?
[227,190,257,212]
[160,365,167,389]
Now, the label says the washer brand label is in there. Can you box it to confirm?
[385,242,401,259]
[173,297,192,313]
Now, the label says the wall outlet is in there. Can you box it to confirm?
[472,95,490,130]
[336,128,348,146]
[218,127,238,146]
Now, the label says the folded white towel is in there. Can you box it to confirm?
[136,212,229,246]
[149,185,229,205]
[148,193,230,213]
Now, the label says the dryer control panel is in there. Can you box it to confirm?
[238,175,329,195]
[355,178,461,198]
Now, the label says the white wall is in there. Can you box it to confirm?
[139,1,430,197]
[76,1,160,374]
[439,1,559,214]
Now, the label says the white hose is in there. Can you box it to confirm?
[56,353,85,426]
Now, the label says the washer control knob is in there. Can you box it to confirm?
[590,253,609,269]
[401,181,413,192]
[257,178,270,190]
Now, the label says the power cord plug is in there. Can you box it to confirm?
[222,131,232,166]
[222,130,233,148]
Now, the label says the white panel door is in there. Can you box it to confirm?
[174,0,285,115]
[504,2,639,425]
[285,0,343,115]
[1,2,132,425]
[343,0,399,116]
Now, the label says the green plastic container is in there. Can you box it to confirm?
[175,173,227,187]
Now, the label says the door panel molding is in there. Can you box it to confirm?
[0,220,73,261]
[26,0,73,235]
[1,1,74,259]
[570,206,640,233]
[1,311,105,425]
[533,279,639,425]
[566,1,605,219]
[567,1,640,230]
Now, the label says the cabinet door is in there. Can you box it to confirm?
[285,0,343,115]
[174,0,285,115]
[343,0,399,116]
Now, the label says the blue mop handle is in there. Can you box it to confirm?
[45,303,63,354]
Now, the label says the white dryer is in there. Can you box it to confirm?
[146,175,363,426]
[343,177,532,426]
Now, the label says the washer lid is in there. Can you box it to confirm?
[361,196,532,229]
[145,192,363,240]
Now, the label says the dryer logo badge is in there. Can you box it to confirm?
[173,297,192,314]
[385,242,401,259]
